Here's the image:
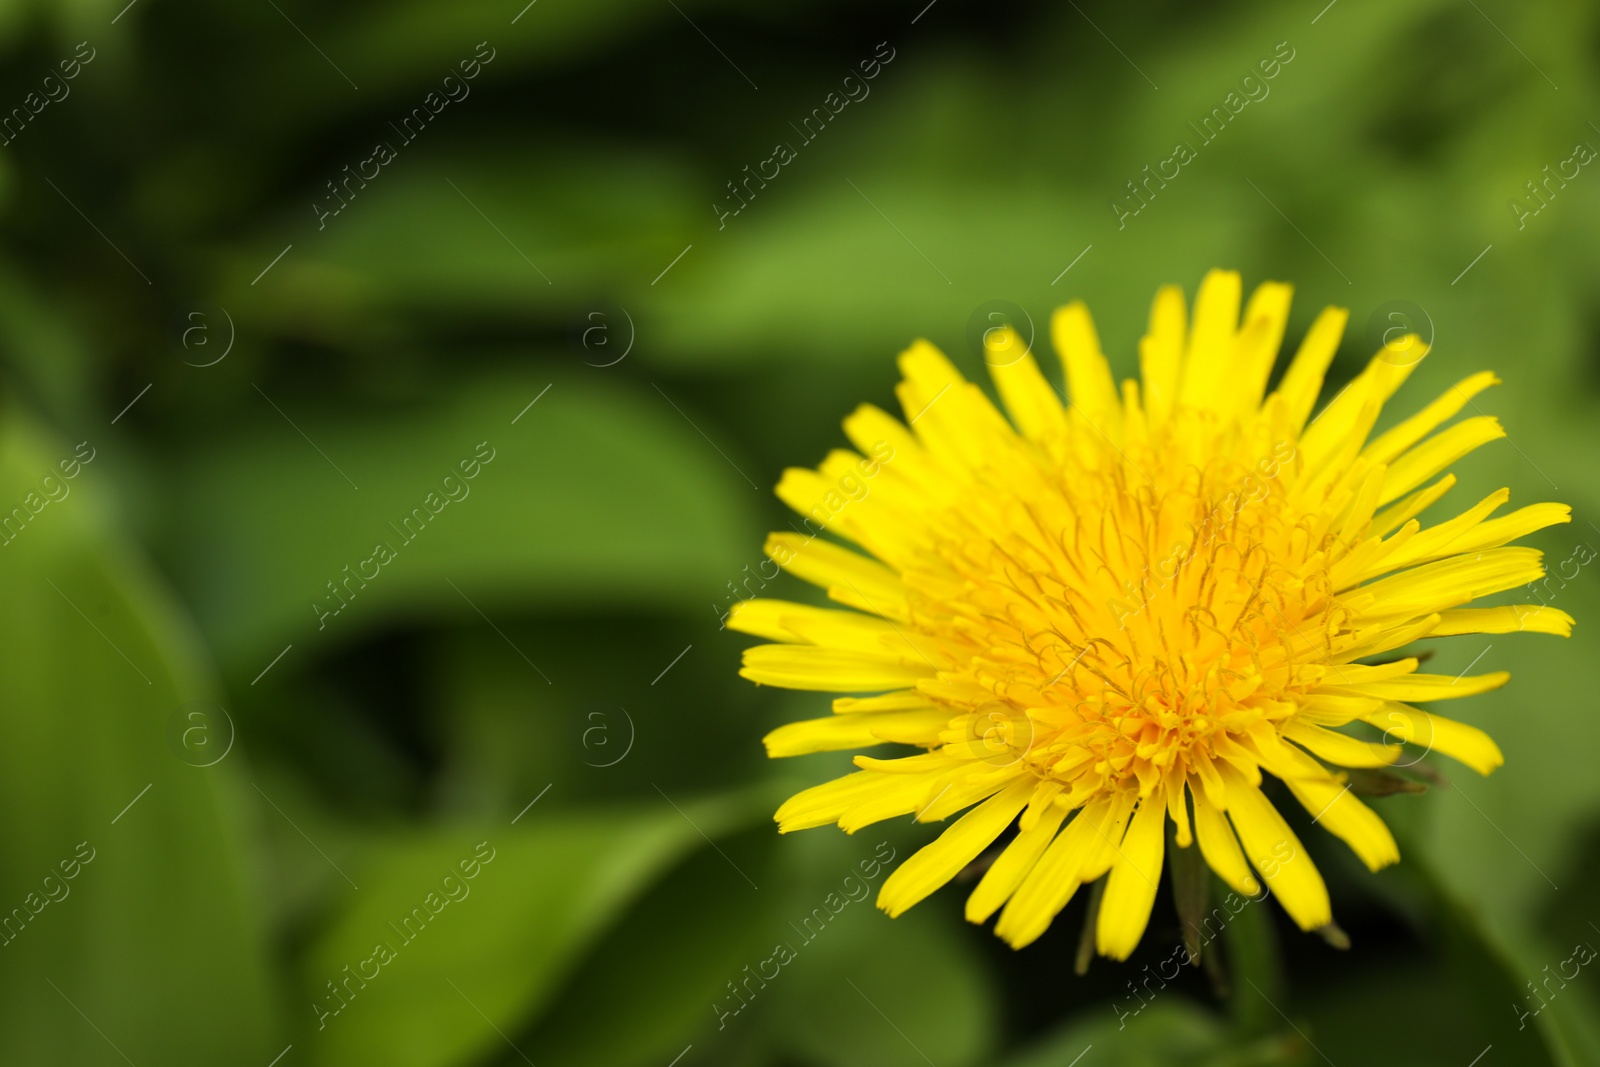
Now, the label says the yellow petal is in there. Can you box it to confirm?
[1380,416,1504,504]
[878,778,1033,917]
[966,800,1069,924]
[1431,605,1574,637]
[1352,547,1544,622]
[1191,787,1261,896]
[1095,795,1168,960]
[1370,474,1456,539]
[1339,490,1510,585]
[1077,789,1139,882]
[914,766,1025,822]
[1177,269,1242,411]
[775,771,881,832]
[1284,775,1399,871]
[1301,346,1425,474]
[995,795,1118,949]
[1281,719,1400,768]
[897,340,1014,472]
[1330,670,1509,702]
[1332,613,1442,662]
[740,644,931,692]
[1138,284,1186,426]
[852,751,960,775]
[763,533,907,620]
[1051,302,1122,435]
[762,708,954,757]
[1165,773,1192,848]
[726,598,892,644]
[833,690,937,713]
[1273,305,1348,430]
[1218,764,1332,931]
[1231,280,1294,414]
[988,336,1070,444]
[1364,370,1499,466]
[1360,703,1504,775]
[1444,501,1572,556]
[841,403,951,499]
[1320,658,1420,685]
[1295,691,1386,726]
[897,338,968,407]
[839,772,964,834]
[774,466,872,551]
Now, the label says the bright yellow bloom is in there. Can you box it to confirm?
[732,271,1575,959]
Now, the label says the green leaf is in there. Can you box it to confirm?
[231,151,697,338]
[164,371,758,668]
[0,413,278,1063]
[1297,827,1570,1067]
[519,822,783,1067]
[300,793,757,1067]
[999,999,1285,1067]
[764,902,997,1067]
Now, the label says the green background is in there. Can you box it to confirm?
[0,0,1596,1063]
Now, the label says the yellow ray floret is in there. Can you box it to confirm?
[733,270,1572,960]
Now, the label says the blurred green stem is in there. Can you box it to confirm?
[1226,880,1283,1039]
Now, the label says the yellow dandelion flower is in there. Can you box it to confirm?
[732,270,1575,959]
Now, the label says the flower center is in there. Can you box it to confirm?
[913,426,1338,800]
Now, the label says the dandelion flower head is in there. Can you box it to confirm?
[731,270,1573,959]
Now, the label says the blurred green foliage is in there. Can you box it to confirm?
[0,0,1597,1063]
